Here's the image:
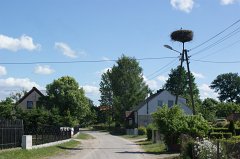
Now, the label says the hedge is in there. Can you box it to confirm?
[210,132,232,139]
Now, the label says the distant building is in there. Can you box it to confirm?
[17,87,45,110]
[126,89,192,127]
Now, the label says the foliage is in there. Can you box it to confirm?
[152,105,209,146]
[0,97,15,119]
[228,121,236,136]
[99,70,113,125]
[138,126,146,135]
[180,137,195,159]
[200,98,218,121]
[215,102,240,118]
[164,66,200,111]
[210,73,240,103]
[40,76,91,126]
[108,55,149,124]
[146,124,154,140]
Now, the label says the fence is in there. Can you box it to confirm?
[24,126,71,145]
[0,119,23,149]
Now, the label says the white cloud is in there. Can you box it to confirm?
[220,0,238,5]
[0,66,7,76]
[0,34,40,52]
[157,75,168,82]
[143,76,159,90]
[192,71,205,79]
[170,0,194,13]
[199,83,218,100]
[34,65,55,75]
[0,77,42,90]
[96,67,112,76]
[82,85,100,95]
[55,42,84,58]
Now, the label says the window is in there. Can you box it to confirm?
[158,100,163,106]
[27,101,33,109]
[168,100,174,107]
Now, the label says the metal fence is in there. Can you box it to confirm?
[24,126,71,145]
[0,119,23,149]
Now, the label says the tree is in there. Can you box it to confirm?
[164,66,200,110]
[41,76,90,126]
[200,98,219,121]
[0,97,15,119]
[99,69,113,125]
[108,55,149,125]
[210,73,240,103]
[215,102,240,118]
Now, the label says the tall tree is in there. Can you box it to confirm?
[200,98,219,121]
[210,73,240,103]
[109,55,149,125]
[42,76,90,126]
[164,66,200,110]
[99,69,113,125]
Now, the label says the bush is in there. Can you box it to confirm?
[229,121,236,136]
[138,126,146,135]
[146,124,153,140]
[211,128,229,133]
[210,132,223,139]
[223,132,232,139]
[235,128,240,135]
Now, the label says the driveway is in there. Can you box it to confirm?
[49,131,178,159]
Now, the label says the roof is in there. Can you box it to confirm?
[17,87,45,104]
[227,113,240,121]
[132,89,164,111]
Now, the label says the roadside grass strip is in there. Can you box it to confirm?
[75,133,95,140]
[136,140,166,154]
[0,140,80,159]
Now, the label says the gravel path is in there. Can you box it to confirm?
[48,131,179,159]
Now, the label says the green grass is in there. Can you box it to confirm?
[75,133,95,140]
[121,135,146,140]
[136,140,166,154]
[0,140,80,159]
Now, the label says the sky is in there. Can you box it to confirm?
[0,0,240,105]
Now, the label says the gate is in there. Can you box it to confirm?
[0,119,23,149]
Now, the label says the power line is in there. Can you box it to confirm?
[190,18,240,51]
[191,59,240,64]
[190,26,240,57]
[0,57,178,65]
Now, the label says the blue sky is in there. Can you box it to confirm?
[0,0,239,105]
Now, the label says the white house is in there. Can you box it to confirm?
[17,87,45,110]
[126,89,192,127]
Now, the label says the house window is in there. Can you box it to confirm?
[158,100,163,106]
[168,100,174,107]
[27,101,33,109]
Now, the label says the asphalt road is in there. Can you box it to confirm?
[49,131,158,159]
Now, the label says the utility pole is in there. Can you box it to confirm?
[184,50,195,115]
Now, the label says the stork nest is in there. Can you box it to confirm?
[171,30,193,43]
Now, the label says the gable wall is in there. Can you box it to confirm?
[18,91,42,110]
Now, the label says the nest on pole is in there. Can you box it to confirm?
[171,30,193,43]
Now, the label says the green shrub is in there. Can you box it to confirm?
[229,121,236,136]
[146,124,153,140]
[211,128,229,133]
[180,138,194,159]
[210,132,223,139]
[235,128,240,135]
[138,126,146,135]
[223,132,232,139]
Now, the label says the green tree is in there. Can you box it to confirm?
[200,98,219,121]
[164,66,200,111]
[42,76,90,126]
[109,55,149,125]
[99,69,113,125]
[216,102,240,118]
[210,73,240,103]
[0,97,15,119]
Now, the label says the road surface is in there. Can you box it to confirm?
[49,131,177,159]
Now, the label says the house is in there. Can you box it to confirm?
[126,89,192,127]
[17,87,45,110]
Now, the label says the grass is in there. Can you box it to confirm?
[75,133,95,140]
[136,140,166,154]
[121,134,146,140]
[0,140,80,159]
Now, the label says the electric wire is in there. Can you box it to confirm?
[190,19,240,51]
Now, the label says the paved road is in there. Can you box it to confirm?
[49,131,160,159]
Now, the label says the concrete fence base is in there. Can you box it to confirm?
[126,128,138,135]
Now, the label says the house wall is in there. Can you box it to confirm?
[18,91,42,110]
[137,90,192,127]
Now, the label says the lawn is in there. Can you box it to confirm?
[136,140,166,154]
[121,134,147,140]
[0,140,79,159]
[75,133,95,140]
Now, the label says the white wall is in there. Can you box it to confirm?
[137,90,192,115]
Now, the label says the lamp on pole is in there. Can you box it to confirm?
[164,29,196,115]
